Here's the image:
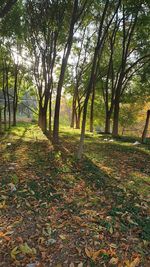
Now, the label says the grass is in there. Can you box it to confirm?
[0,122,150,266]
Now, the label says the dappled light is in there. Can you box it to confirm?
[0,123,150,266]
[0,0,150,266]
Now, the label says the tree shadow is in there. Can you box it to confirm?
[1,123,150,242]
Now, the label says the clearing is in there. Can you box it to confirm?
[0,123,150,267]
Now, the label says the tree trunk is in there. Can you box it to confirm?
[38,104,47,134]
[90,85,95,132]
[77,95,89,158]
[112,92,120,136]
[142,110,150,143]
[122,126,125,135]
[77,0,117,158]
[53,0,78,143]
[13,64,18,126]
[76,112,81,129]
[2,66,7,131]
[49,93,52,137]
[6,67,11,128]
[0,107,2,133]
[105,111,111,134]
[70,94,76,128]
[77,50,98,158]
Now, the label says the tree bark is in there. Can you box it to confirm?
[13,64,18,126]
[142,110,150,143]
[76,111,81,129]
[112,94,120,136]
[53,0,78,143]
[70,93,76,128]
[6,67,11,128]
[49,93,52,137]
[77,0,113,159]
[2,65,7,131]
[0,107,2,134]
[105,111,111,134]
[77,0,121,158]
[90,84,95,132]
[38,102,47,134]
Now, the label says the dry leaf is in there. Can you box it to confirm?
[4,235,11,241]
[85,247,102,261]
[59,234,67,240]
[0,231,5,237]
[16,236,24,243]
[130,257,140,267]
[92,249,102,261]
[85,247,93,258]
[11,246,20,260]
[109,257,119,265]
[125,257,140,267]
[0,201,6,209]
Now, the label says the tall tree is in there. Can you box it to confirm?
[53,0,89,143]
[112,1,150,136]
[142,110,150,143]
[25,0,63,134]
[77,0,121,159]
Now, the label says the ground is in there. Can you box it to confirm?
[0,123,150,267]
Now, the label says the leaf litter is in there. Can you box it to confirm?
[0,123,150,266]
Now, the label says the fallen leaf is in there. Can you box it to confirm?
[0,231,5,237]
[130,257,140,267]
[0,201,6,209]
[109,243,118,249]
[85,247,93,258]
[16,236,24,243]
[109,226,113,234]
[47,238,56,245]
[92,249,102,261]
[109,257,119,265]
[11,246,20,260]
[72,216,83,223]
[19,242,36,255]
[4,235,11,241]
[125,257,140,267]
[59,234,67,240]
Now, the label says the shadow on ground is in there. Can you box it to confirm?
[0,123,150,266]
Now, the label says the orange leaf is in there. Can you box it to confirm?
[125,257,140,267]
[4,236,11,241]
[85,247,93,258]
[130,257,140,267]
[0,231,5,237]
[92,249,102,261]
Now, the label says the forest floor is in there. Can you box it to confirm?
[0,123,150,267]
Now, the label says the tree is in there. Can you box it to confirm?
[112,1,150,136]
[77,0,121,159]
[53,0,89,143]
[142,110,150,143]
[0,0,24,128]
[0,0,17,18]
[69,26,92,129]
[25,0,61,134]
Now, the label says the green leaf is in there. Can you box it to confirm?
[11,246,20,260]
